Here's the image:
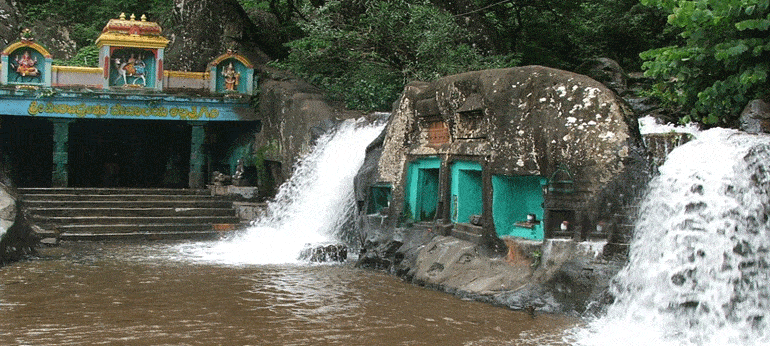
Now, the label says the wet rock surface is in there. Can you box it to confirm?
[299,243,348,263]
[739,99,770,134]
[0,180,37,265]
[576,57,628,95]
[355,230,624,315]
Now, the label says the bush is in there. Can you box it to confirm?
[640,0,770,125]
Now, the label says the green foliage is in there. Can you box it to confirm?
[18,0,174,48]
[567,0,674,70]
[273,0,521,111]
[53,45,100,67]
[640,0,770,125]
[530,249,542,268]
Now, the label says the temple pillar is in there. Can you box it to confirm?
[189,122,206,189]
[51,119,73,187]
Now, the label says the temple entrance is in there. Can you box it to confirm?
[68,119,191,188]
[0,115,54,188]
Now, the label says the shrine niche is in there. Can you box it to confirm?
[95,13,169,91]
[1,29,53,87]
[209,51,255,95]
[109,48,155,88]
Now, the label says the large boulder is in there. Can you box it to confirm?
[372,66,649,240]
[0,182,36,265]
[354,66,652,314]
[739,99,770,134]
[576,57,628,95]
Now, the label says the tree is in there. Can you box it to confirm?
[274,0,520,111]
[640,0,770,125]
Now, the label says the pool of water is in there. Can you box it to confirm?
[0,241,579,345]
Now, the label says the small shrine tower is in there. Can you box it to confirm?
[1,29,53,87]
[208,50,256,95]
[96,13,169,91]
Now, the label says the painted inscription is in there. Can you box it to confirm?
[27,101,220,120]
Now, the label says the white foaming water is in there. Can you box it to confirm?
[572,128,770,346]
[638,115,701,136]
[177,118,385,265]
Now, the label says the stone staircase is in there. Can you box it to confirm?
[19,188,243,241]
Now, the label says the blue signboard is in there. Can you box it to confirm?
[0,91,255,122]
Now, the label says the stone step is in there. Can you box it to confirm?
[21,193,219,202]
[23,200,234,209]
[26,207,236,217]
[18,187,210,196]
[20,188,242,240]
[32,215,241,226]
[52,223,240,235]
[58,230,225,241]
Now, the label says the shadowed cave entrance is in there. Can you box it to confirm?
[0,116,261,189]
[68,119,191,188]
[0,115,54,188]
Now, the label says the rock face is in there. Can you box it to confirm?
[0,177,36,265]
[576,58,628,95]
[162,0,271,71]
[0,0,22,47]
[0,1,77,59]
[739,99,770,134]
[255,78,365,185]
[368,66,649,242]
[354,66,652,314]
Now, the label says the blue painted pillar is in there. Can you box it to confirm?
[189,122,206,188]
[51,119,73,187]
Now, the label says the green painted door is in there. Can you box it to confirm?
[404,157,441,222]
[416,168,439,220]
[451,161,483,224]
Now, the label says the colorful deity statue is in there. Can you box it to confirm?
[114,53,146,86]
[15,51,40,77]
[222,62,240,91]
[124,55,137,76]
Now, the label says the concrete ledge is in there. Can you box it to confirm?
[58,231,221,241]
[450,223,484,244]
[232,201,267,221]
[209,185,259,200]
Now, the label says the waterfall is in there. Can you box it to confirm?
[177,117,386,265]
[573,128,770,346]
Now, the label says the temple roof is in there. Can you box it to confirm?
[96,13,170,49]
[1,40,52,58]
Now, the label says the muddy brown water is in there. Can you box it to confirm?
[0,241,579,345]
